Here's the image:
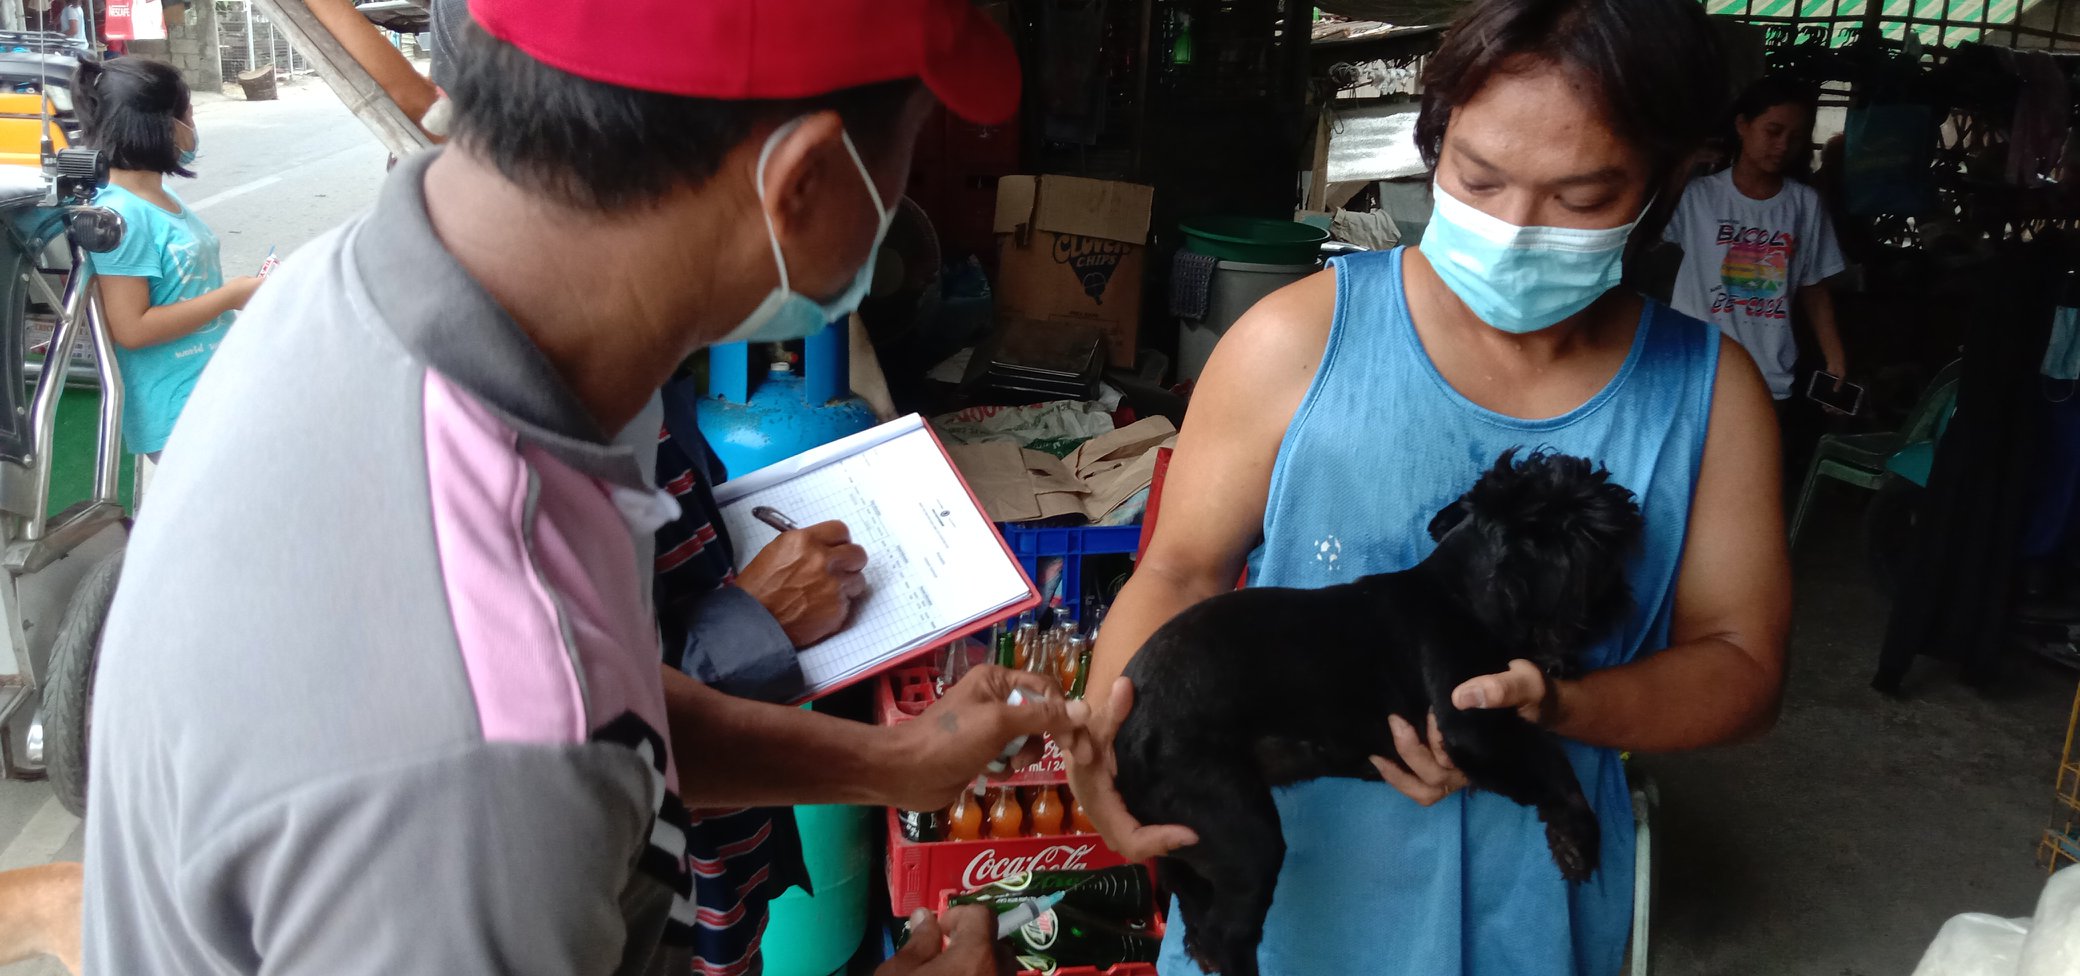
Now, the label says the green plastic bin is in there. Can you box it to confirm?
[762,702,873,976]
[762,803,872,975]
[1179,216,1330,265]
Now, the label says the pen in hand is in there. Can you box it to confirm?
[752,506,800,533]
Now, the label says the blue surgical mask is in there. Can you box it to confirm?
[720,117,895,345]
[1421,183,1645,334]
[175,120,198,167]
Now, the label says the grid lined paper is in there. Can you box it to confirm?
[715,418,1032,696]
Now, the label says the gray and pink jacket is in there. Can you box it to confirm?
[84,151,695,975]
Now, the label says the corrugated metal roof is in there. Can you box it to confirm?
[1704,0,2022,22]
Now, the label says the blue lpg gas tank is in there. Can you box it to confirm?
[695,324,878,480]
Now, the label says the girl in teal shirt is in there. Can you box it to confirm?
[74,58,261,462]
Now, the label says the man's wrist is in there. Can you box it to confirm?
[1538,675,1573,730]
[855,720,921,808]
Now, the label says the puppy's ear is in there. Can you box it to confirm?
[1562,469,1646,557]
[1427,499,1470,542]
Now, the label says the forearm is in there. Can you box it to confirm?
[1546,636,1784,752]
[1087,564,1231,706]
[660,666,911,808]
[1803,286,1845,371]
[113,289,240,349]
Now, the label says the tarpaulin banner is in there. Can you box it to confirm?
[105,0,167,42]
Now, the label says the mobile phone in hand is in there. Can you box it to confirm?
[1806,371,1866,416]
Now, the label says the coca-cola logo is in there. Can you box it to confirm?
[961,843,1098,889]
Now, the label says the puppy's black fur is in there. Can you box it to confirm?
[1114,450,1644,976]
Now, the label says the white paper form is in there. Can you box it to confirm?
[714,415,1034,697]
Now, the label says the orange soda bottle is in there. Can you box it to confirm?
[1069,788,1097,835]
[987,787,1025,839]
[1029,785,1065,836]
[945,789,983,842]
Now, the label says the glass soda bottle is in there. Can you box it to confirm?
[945,789,983,842]
[898,808,941,843]
[1006,904,1162,969]
[1012,616,1039,671]
[951,865,1154,919]
[995,622,1017,668]
[987,787,1025,839]
[1069,789,1097,835]
[1028,785,1065,836]
[1057,633,1090,699]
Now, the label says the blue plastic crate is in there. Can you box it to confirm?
[995,523,1142,626]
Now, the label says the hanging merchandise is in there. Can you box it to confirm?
[1037,0,1110,146]
[1844,45,1940,219]
[2007,52,2072,190]
[1844,101,1940,218]
[1877,245,2059,691]
[2019,280,2080,573]
[2044,305,2080,390]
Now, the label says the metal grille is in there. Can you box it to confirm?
[1706,0,2080,51]
[217,0,304,80]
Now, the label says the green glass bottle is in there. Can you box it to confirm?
[949,865,1152,921]
[994,622,1017,669]
[1008,904,1161,971]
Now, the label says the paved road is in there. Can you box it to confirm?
[0,76,389,976]
[179,78,392,276]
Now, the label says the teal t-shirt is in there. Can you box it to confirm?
[87,184,232,455]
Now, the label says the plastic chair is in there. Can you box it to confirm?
[1629,771,1657,976]
[1789,360,1963,547]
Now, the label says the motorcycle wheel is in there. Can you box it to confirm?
[44,548,122,819]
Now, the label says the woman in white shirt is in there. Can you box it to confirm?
[1664,76,1848,478]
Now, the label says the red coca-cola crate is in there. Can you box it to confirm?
[876,664,1070,787]
[885,808,1132,916]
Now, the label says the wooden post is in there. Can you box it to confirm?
[1304,106,1334,214]
[249,0,432,158]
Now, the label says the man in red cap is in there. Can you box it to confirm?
[80,2,1072,974]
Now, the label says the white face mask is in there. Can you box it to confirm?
[1421,182,1648,334]
[719,117,895,345]
[175,119,199,167]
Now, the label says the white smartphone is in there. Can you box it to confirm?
[1806,371,1866,416]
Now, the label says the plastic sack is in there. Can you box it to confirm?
[1912,866,2080,976]
[1911,914,2029,976]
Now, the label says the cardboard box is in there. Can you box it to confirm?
[993,175,1155,366]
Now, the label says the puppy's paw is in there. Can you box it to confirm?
[1544,800,1600,883]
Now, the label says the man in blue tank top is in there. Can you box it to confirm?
[1065,1,1792,974]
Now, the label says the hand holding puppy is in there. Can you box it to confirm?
[1369,659,1555,806]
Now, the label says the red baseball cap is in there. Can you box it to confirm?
[468,0,1021,125]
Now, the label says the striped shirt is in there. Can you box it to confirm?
[654,386,810,976]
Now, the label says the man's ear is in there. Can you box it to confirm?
[760,111,846,244]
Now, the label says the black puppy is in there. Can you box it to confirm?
[1112,449,1644,976]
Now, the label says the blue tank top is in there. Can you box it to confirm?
[1156,248,1718,976]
